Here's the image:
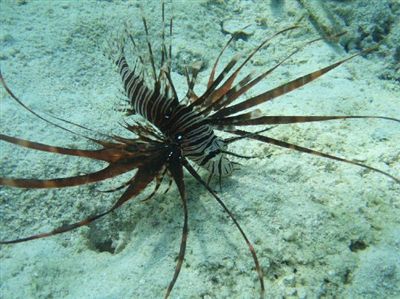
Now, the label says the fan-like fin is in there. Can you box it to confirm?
[141,168,167,203]
[112,165,163,209]
[213,48,377,118]
[206,35,332,115]
[202,26,299,112]
[190,55,240,109]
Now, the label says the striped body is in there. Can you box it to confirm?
[117,55,233,176]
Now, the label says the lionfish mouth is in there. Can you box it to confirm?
[0,2,399,299]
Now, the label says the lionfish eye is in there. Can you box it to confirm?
[175,133,184,143]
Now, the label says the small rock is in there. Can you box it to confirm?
[371,127,390,141]
[283,230,296,242]
[283,274,296,287]
[0,33,15,46]
[16,0,28,5]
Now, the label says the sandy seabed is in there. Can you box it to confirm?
[1,1,399,298]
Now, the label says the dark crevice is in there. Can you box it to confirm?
[92,239,116,254]
[349,239,368,252]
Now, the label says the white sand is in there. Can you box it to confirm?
[1,1,399,298]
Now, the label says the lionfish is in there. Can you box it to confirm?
[1,3,398,298]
